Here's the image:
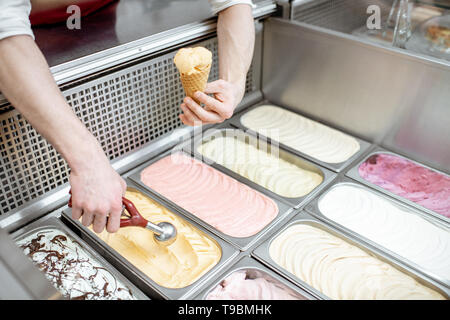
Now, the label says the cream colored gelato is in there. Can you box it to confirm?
[269,224,445,300]
[197,135,323,198]
[90,189,221,289]
[318,184,450,281]
[241,105,360,164]
[173,47,212,75]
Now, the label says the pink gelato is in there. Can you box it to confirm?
[358,153,450,217]
[140,153,279,238]
[206,270,303,300]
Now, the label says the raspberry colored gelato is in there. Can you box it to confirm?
[358,153,450,217]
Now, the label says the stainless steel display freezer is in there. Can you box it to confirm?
[0,0,448,300]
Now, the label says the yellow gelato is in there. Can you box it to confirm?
[89,189,222,289]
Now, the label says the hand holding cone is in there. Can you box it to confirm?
[174,47,212,102]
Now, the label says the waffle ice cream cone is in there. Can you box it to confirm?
[174,47,212,102]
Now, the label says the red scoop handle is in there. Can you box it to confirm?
[68,189,148,228]
[120,197,148,228]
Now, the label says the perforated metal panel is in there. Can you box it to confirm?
[0,37,258,215]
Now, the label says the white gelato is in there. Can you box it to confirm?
[241,105,360,164]
[318,184,450,281]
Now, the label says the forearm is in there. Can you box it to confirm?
[0,35,106,172]
[217,4,255,94]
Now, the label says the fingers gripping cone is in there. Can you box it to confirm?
[174,47,212,103]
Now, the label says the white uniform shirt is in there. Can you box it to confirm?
[0,0,254,41]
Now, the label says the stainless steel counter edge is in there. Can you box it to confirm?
[303,175,450,288]
[178,125,337,209]
[193,254,316,300]
[345,146,450,225]
[44,1,277,88]
[228,101,374,173]
[60,182,239,300]
[251,210,450,299]
[127,148,295,251]
[11,216,150,300]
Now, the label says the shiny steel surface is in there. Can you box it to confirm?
[128,148,294,251]
[346,147,450,225]
[304,176,450,287]
[61,179,240,300]
[252,210,450,299]
[194,254,315,300]
[34,0,212,68]
[262,18,450,173]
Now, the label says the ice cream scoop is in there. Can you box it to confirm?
[120,197,177,246]
[68,190,177,246]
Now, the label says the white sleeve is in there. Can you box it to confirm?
[208,0,255,15]
[0,0,34,41]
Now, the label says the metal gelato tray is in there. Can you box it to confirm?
[346,146,450,225]
[228,101,372,173]
[193,254,316,300]
[252,211,450,300]
[178,126,336,209]
[128,149,295,251]
[304,176,450,288]
[61,182,239,300]
[11,216,149,300]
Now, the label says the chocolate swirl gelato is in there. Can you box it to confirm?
[17,228,136,300]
